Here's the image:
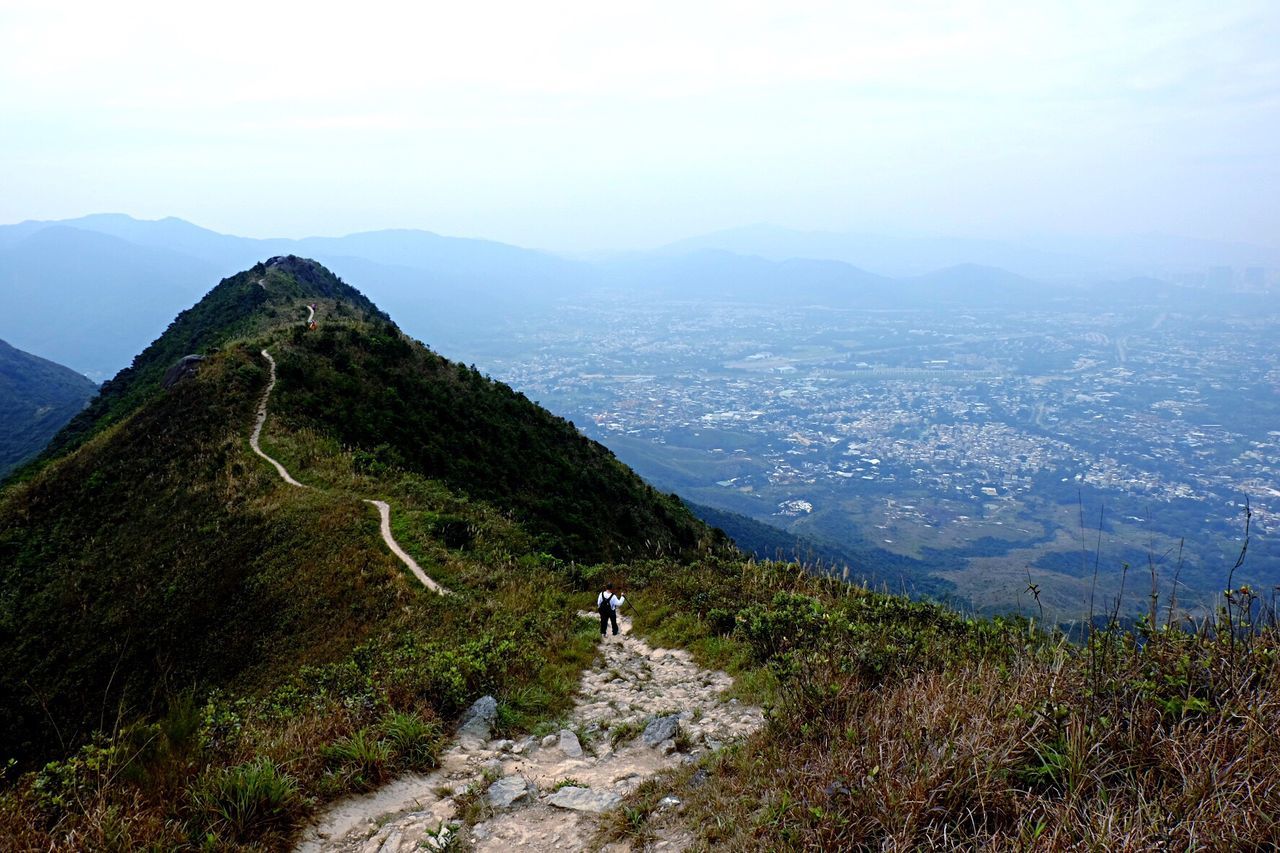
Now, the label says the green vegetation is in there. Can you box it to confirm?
[0,257,724,848]
[0,339,96,477]
[32,256,386,466]
[596,558,1280,849]
[271,322,714,562]
[4,256,1276,850]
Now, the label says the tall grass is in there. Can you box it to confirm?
[600,556,1280,849]
[188,758,301,844]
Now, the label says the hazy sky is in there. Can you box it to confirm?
[2,0,1277,249]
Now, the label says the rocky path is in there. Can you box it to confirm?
[295,615,765,852]
[250,346,447,595]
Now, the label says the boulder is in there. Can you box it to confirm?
[558,728,584,758]
[546,786,622,813]
[161,354,205,389]
[641,714,680,747]
[486,775,531,809]
[459,695,498,743]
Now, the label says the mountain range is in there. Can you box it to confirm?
[3,214,1271,381]
[658,223,1280,279]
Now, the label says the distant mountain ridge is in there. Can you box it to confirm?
[659,223,1280,279]
[3,214,1273,381]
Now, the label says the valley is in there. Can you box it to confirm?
[456,293,1279,620]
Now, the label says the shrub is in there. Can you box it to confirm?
[187,758,301,843]
[322,729,392,790]
[379,711,442,770]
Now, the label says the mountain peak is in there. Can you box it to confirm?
[36,257,385,462]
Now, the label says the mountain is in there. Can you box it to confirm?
[598,248,899,305]
[0,227,219,378]
[1,257,1274,852]
[662,223,1280,280]
[659,224,1094,279]
[0,256,716,767]
[0,215,592,379]
[0,340,96,477]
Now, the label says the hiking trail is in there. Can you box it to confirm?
[251,337,447,595]
[295,614,765,852]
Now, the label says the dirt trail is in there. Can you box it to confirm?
[364,499,447,595]
[295,614,765,852]
[250,346,447,595]
[250,350,308,489]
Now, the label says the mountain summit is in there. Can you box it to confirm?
[0,257,715,762]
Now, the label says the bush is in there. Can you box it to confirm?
[380,711,442,770]
[322,729,392,790]
[187,758,301,843]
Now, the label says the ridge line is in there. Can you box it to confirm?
[251,347,448,595]
[250,349,307,488]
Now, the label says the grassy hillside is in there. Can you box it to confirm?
[597,559,1280,849]
[3,256,1274,850]
[0,340,96,477]
[36,256,387,464]
[269,323,709,562]
[0,257,725,847]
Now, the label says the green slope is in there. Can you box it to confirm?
[0,256,718,764]
[0,340,96,477]
[36,255,387,464]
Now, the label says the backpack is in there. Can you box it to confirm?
[598,592,613,617]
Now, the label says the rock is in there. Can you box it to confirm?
[491,738,515,752]
[375,829,403,853]
[558,728,584,758]
[658,796,682,809]
[459,695,498,742]
[546,786,622,813]
[486,775,531,809]
[541,733,559,748]
[689,769,710,789]
[642,714,680,747]
[657,738,676,755]
[161,354,205,389]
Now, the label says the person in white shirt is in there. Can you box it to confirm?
[597,584,625,637]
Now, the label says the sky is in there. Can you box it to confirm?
[1,0,1277,250]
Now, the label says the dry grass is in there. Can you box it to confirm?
[600,559,1280,850]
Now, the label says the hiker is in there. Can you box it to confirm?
[597,584,625,637]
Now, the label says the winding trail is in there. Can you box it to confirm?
[364,499,447,594]
[251,345,447,595]
[250,350,307,489]
[296,614,764,852]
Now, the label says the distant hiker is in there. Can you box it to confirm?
[597,585,625,637]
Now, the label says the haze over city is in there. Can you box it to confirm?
[3,0,1278,250]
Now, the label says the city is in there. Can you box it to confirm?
[457,291,1279,618]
